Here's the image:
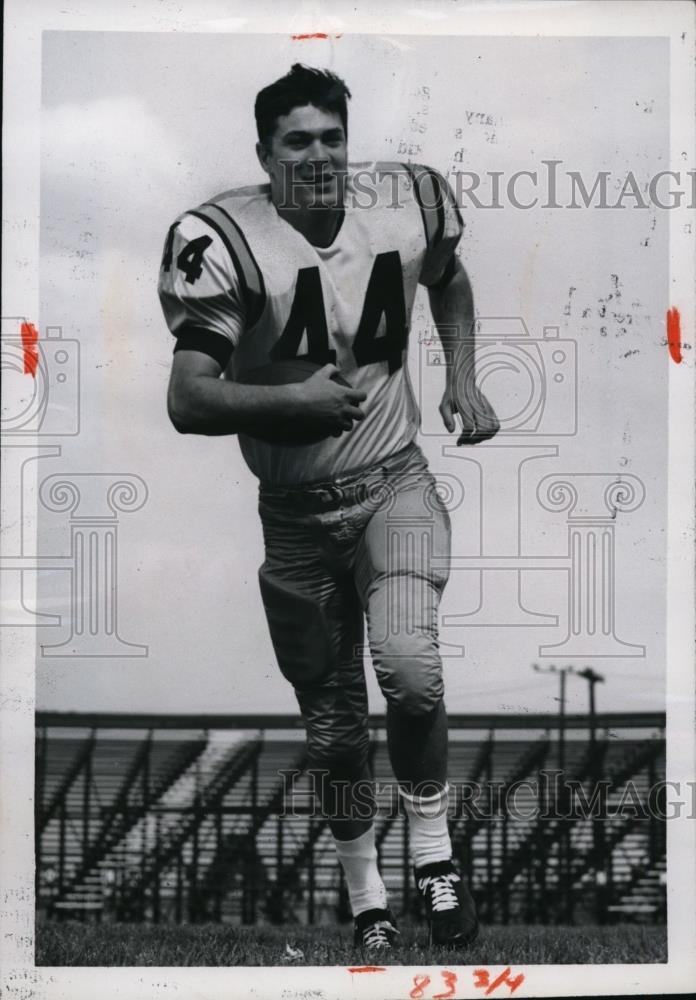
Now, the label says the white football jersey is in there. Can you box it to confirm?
[158,162,463,485]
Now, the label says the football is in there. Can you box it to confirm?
[237,357,353,446]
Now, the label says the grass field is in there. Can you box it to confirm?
[36,920,667,967]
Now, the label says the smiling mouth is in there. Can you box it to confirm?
[298,175,335,187]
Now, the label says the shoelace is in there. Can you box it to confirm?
[418,873,460,912]
[362,920,396,949]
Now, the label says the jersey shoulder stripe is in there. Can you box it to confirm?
[190,201,266,328]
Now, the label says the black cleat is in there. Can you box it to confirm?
[415,859,479,948]
[353,907,400,953]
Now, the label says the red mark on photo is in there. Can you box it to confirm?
[433,969,458,998]
[410,970,459,998]
[21,322,39,377]
[291,33,342,40]
[667,307,682,363]
[473,966,525,996]
[347,965,385,973]
[410,974,431,998]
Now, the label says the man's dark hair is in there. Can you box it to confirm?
[254,64,352,146]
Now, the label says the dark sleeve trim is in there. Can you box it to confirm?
[173,325,234,369]
[425,253,458,291]
[405,163,446,251]
[424,169,446,246]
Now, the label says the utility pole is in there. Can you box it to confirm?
[577,667,606,922]
[533,661,571,772]
[533,663,573,923]
[576,667,604,750]
[559,668,566,773]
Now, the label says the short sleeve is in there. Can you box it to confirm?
[157,213,245,368]
[409,166,464,287]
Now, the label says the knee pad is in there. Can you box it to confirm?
[378,651,444,717]
[301,704,371,769]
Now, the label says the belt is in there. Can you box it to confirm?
[258,445,418,512]
[260,472,390,513]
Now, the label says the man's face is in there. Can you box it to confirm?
[257,104,348,212]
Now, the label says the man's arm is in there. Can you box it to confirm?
[159,214,364,439]
[167,351,367,437]
[427,258,499,445]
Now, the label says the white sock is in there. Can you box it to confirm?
[333,826,388,917]
[400,783,452,869]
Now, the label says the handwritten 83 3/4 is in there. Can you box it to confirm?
[347,965,525,998]
[409,967,525,998]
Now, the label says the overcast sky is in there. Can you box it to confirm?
[35,31,669,718]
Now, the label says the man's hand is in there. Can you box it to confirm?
[167,352,365,439]
[296,363,367,437]
[440,382,499,445]
[427,258,498,446]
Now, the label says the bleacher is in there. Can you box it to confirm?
[35,711,666,926]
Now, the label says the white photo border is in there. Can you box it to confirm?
[1,1,694,997]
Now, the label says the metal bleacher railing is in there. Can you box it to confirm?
[35,711,666,926]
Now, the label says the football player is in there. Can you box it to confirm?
[159,64,499,952]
